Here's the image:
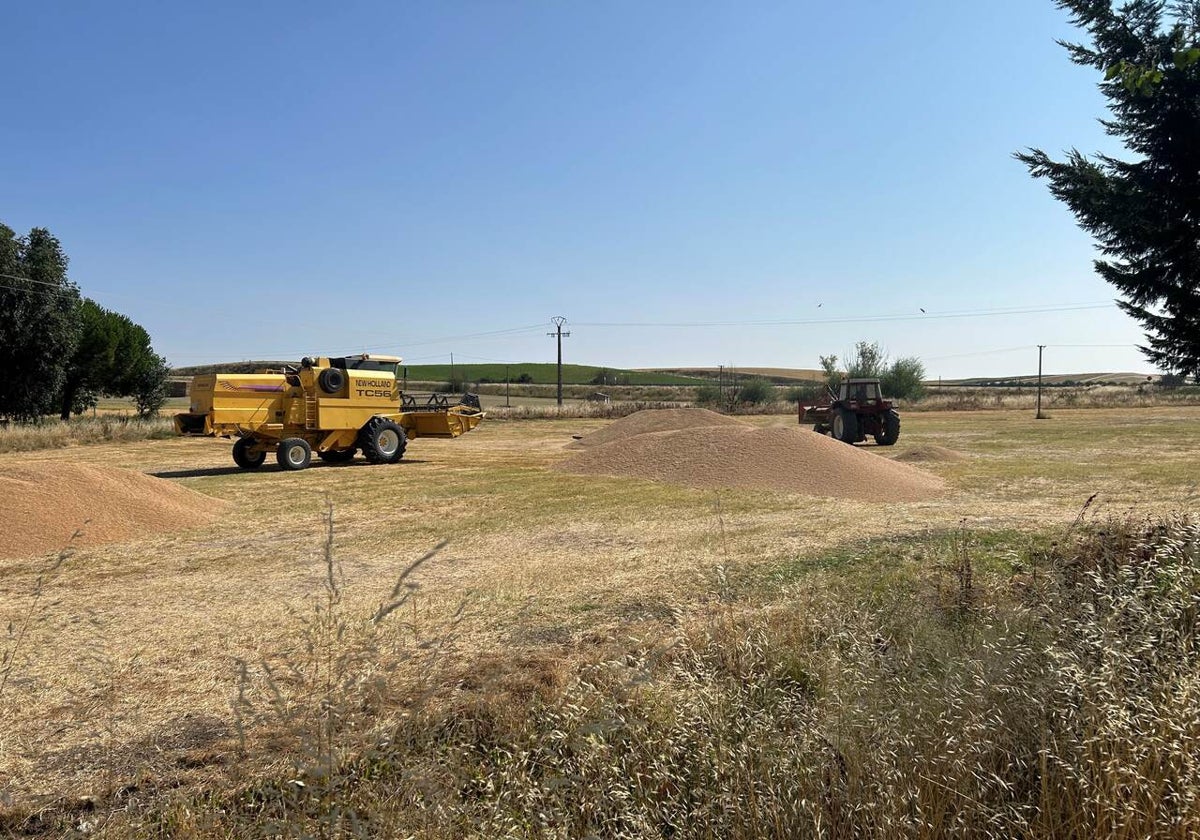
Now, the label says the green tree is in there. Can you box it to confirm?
[1018,1,1200,376]
[59,300,170,418]
[846,341,888,379]
[881,356,927,400]
[819,354,843,391]
[132,353,171,417]
[0,225,81,421]
[59,299,117,418]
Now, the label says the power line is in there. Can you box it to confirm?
[0,275,79,297]
[237,323,549,362]
[575,301,1116,328]
[924,345,1033,361]
[0,272,75,290]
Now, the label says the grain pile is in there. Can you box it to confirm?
[557,411,945,501]
[892,445,967,463]
[0,463,227,559]
[570,408,749,448]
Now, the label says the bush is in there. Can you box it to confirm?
[881,356,926,400]
[695,384,725,408]
[591,368,617,386]
[736,378,775,405]
[515,372,534,384]
[785,384,823,404]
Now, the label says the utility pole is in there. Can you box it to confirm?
[548,316,570,406]
[505,364,510,408]
[1036,345,1046,419]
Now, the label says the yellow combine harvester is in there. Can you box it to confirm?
[174,354,483,470]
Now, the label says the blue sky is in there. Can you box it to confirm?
[1,1,1151,378]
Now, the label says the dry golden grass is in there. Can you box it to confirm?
[1,406,1198,827]
[0,416,175,454]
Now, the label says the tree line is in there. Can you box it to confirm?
[0,223,169,422]
[695,341,927,408]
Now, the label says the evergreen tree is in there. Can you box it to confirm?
[1018,1,1200,376]
[0,226,81,421]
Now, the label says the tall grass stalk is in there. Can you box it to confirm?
[20,515,1200,838]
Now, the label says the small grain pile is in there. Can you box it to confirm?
[892,445,967,463]
[0,462,227,559]
[557,412,945,501]
[570,408,748,448]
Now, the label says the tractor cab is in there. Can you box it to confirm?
[839,378,887,408]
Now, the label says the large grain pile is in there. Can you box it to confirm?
[558,412,945,501]
[570,407,749,448]
[0,463,227,558]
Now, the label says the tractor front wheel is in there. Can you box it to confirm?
[359,418,407,464]
[831,408,859,444]
[232,437,266,470]
[277,438,313,471]
[875,409,901,446]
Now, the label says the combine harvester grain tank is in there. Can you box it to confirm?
[174,354,483,470]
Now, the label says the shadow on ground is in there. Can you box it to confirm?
[150,460,428,479]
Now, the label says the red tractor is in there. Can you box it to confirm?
[800,378,900,446]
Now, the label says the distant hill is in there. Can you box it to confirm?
[645,367,825,384]
[173,361,293,376]
[171,361,1160,389]
[172,361,704,386]
[935,372,1157,386]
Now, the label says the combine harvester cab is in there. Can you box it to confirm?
[174,354,484,471]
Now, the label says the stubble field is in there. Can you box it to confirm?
[1,406,1198,830]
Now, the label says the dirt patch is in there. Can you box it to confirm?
[570,408,748,448]
[555,422,945,501]
[891,445,967,463]
[0,463,227,558]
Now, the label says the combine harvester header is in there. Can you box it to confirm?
[175,354,483,471]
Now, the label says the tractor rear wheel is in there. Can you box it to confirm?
[875,409,901,446]
[277,437,313,471]
[317,448,356,464]
[232,437,266,469]
[359,418,407,464]
[831,408,859,444]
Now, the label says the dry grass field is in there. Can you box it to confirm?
[1,406,1198,834]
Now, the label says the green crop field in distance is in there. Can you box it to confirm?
[389,363,703,386]
[173,361,704,386]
